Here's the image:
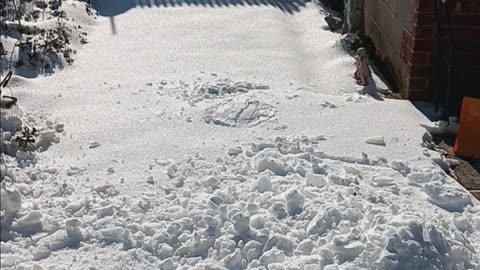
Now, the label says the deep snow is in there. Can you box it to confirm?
[1,1,479,270]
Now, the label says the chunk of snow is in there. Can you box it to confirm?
[364,136,386,146]
[96,227,124,243]
[89,141,100,149]
[201,176,220,189]
[227,147,243,156]
[285,189,304,215]
[305,173,327,188]
[1,185,22,214]
[259,247,285,266]
[255,175,272,193]
[257,158,288,176]
[13,211,43,236]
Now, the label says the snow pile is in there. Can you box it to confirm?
[2,136,479,269]
[1,1,479,269]
[1,106,61,161]
[1,105,62,243]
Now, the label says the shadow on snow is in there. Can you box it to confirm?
[88,0,309,17]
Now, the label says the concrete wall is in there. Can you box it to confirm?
[364,0,414,97]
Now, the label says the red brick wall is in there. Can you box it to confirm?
[402,0,480,100]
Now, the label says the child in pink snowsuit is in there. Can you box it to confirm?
[353,47,371,86]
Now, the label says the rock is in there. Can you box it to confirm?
[422,131,433,143]
[325,15,344,31]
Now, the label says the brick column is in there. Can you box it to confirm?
[402,0,480,100]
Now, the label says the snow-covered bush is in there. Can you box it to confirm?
[0,0,91,77]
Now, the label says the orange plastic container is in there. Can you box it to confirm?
[454,97,480,159]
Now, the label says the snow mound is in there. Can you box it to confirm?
[5,136,478,269]
[1,109,61,160]
[0,105,23,133]
[1,108,63,243]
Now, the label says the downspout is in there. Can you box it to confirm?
[443,0,455,120]
[433,0,456,119]
[432,0,442,113]
[342,0,350,33]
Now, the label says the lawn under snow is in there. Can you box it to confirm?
[1,1,480,270]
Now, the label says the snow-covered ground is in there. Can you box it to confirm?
[1,1,479,269]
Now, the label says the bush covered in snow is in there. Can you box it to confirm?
[0,0,93,77]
